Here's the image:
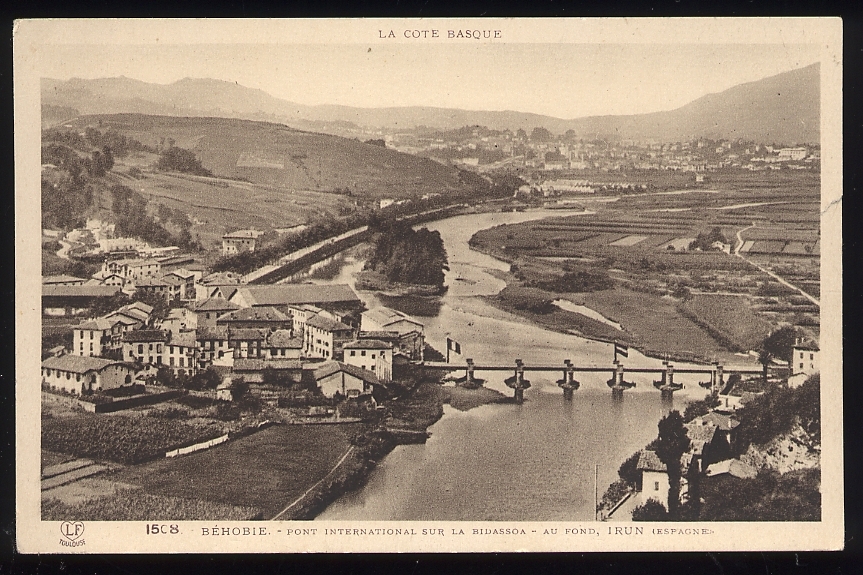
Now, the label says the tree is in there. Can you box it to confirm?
[762,326,798,364]
[530,126,553,142]
[654,410,690,519]
[618,451,642,490]
[631,499,669,521]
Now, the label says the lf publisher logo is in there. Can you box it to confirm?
[60,521,84,542]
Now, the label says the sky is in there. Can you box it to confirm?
[37,43,820,119]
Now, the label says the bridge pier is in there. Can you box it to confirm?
[716,364,724,392]
[505,359,531,404]
[660,364,677,400]
[465,358,475,386]
[557,359,579,400]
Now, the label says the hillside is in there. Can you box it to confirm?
[60,114,474,200]
[43,63,819,144]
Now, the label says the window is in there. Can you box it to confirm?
[371,354,376,360]
[170,345,175,354]
[156,356,162,364]
[350,350,356,357]
[170,357,175,366]
[380,352,385,358]
[810,353,814,360]
[361,350,366,357]
[654,482,660,491]
[66,372,70,379]
[800,352,804,359]
[157,344,163,353]
[180,357,185,367]
[149,343,153,351]
[138,344,144,354]
[800,363,804,369]
[90,331,93,339]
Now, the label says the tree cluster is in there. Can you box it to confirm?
[688,227,728,252]
[364,222,449,287]
[156,146,213,177]
[110,184,200,251]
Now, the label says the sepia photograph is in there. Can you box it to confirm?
[15,18,842,552]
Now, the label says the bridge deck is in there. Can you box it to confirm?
[421,362,762,375]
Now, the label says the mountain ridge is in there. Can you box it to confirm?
[42,63,819,144]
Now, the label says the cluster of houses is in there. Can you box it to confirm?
[42,278,427,406]
[632,411,749,515]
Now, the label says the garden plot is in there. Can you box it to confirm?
[608,235,649,247]
[659,237,696,251]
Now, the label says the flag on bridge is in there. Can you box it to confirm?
[614,342,628,361]
[447,337,462,355]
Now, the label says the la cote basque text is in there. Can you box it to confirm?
[379,29,502,40]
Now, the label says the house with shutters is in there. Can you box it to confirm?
[101,258,161,282]
[72,318,123,357]
[41,355,137,395]
[164,330,199,375]
[163,268,197,301]
[133,275,183,302]
[216,306,293,332]
[228,328,269,359]
[303,314,355,360]
[191,297,241,329]
[266,329,303,360]
[343,339,393,381]
[196,326,230,367]
[122,329,168,367]
[360,307,424,360]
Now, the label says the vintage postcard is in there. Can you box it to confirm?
[15,18,842,553]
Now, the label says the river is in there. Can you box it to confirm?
[305,209,708,521]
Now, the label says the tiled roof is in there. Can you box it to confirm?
[42,275,85,284]
[217,306,290,323]
[196,326,229,340]
[193,297,241,313]
[268,329,302,348]
[228,328,269,341]
[122,329,168,343]
[169,331,198,348]
[343,339,392,350]
[700,412,740,431]
[124,301,154,314]
[233,358,302,371]
[201,272,242,285]
[685,421,718,444]
[43,285,120,298]
[312,361,381,386]
[358,330,400,341]
[793,340,820,352]
[41,355,125,374]
[362,307,423,328]
[78,318,117,331]
[636,450,667,472]
[223,229,263,239]
[306,314,353,332]
[234,284,360,307]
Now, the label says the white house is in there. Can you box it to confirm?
[637,450,670,510]
[343,339,393,381]
[792,340,819,376]
[101,258,161,282]
[360,307,425,360]
[303,314,355,360]
[41,355,137,395]
[164,330,199,376]
[312,361,380,399]
[73,318,122,357]
[222,229,264,256]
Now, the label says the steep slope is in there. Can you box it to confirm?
[61,114,473,200]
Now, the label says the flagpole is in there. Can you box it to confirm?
[446,337,450,363]
[594,463,598,521]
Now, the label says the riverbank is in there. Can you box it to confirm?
[354,270,447,296]
[470,244,743,365]
[278,381,508,520]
